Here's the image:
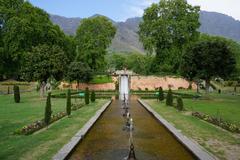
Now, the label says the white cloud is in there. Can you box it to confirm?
[122,0,240,21]
[121,0,159,21]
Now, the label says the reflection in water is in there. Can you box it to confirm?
[68,100,196,160]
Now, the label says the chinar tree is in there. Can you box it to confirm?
[0,0,76,79]
[180,38,236,92]
[75,16,116,71]
[21,44,68,96]
[139,0,200,73]
[67,62,93,90]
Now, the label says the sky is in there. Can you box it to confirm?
[28,0,240,22]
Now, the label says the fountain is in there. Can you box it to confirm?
[68,71,196,160]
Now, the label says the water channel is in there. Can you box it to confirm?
[68,75,196,160]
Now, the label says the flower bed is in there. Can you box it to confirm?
[15,112,67,135]
[192,112,240,133]
[71,103,84,111]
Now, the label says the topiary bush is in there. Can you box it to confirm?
[66,89,71,117]
[13,85,20,103]
[166,88,173,106]
[44,92,52,127]
[85,87,89,105]
[91,90,95,102]
[158,87,164,101]
[176,97,184,111]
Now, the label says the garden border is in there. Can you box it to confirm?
[52,100,112,160]
[138,99,217,160]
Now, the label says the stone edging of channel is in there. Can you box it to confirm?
[52,100,112,160]
[138,99,217,160]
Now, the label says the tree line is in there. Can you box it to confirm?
[0,0,116,92]
[1,0,239,93]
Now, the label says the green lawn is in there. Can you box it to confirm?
[184,93,240,127]
[0,91,108,160]
[89,75,113,84]
[145,95,240,160]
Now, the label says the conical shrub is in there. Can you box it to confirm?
[158,87,164,101]
[66,89,71,116]
[176,97,184,111]
[13,85,20,103]
[166,88,173,106]
[85,87,89,105]
[44,92,52,127]
[91,90,95,102]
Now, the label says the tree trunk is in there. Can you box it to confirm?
[77,81,79,91]
[40,81,46,97]
[197,82,200,93]
[205,79,210,93]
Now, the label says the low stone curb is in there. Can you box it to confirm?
[138,99,217,160]
[52,100,112,160]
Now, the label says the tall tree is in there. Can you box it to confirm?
[21,44,68,95]
[75,16,116,71]
[180,39,236,92]
[0,1,75,78]
[139,0,200,71]
[67,62,93,90]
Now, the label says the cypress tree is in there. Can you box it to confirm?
[13,85,20,103]
[166,88,173,106]
[66,89,71,117]
[176,97,184,111]
[44,92,52,127]
[85,87,89,105]
[158,87,164,101]
[91,90,95,102]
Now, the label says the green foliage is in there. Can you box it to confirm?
[200,34,240,78]
[21,44,68,82]
[181,37,236,92]
[91,90,96,102]
[90,75,112,84]
[44,92,52,126]
[75,16,116,71]
[176,97,184,111]
[66,89,71,116]
[13,85,20,103]
[67,62,93,85]
[85,87,89,105]
[0,1,75,78]
[139,0,200,70]
[166,89,173,106]
[106,52,155,75]
[158,87,164,101]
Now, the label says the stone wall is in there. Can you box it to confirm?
[59,76,196,91]
[130,76,196,90]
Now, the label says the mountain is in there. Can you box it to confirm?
[50,15,81,35]
[199,11,240,41]
[50,11,240,54]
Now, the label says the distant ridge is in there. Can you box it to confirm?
[50,11,240,54]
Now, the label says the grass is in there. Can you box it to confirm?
[0,91,108,160]
[184,93,240,127]
[145,93,240,160]
[89,75,113,84]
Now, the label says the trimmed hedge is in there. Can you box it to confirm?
[66,89,71,116]
[166,89,173,106]
[13,85,20,103]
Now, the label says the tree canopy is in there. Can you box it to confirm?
[75,16,116,71]
[180,38,236,91]
[67,62,93,84]
[0,0,75,78]
[139,0,200,71]
[21,44,68,82]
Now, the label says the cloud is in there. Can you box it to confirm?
[122,0,159,20]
